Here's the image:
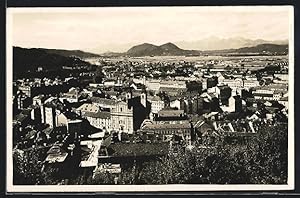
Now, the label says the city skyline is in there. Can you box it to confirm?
[9,6,291,53]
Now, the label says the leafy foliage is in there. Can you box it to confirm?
[90,124,287,185]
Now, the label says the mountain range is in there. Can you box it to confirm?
[85,37,288,54]
[174,36,288,51]
[123,42,288,57]
[126,42,200,57]
[33,48,101,58]
[13,41,288,77]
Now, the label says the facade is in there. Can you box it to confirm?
[148,96,165,114]
[243,80,260,90]
[202,77,218,90]
[44,105,56,128]
[60,87,80,103]
[111,101,134,134]
[222,78,243,90]
[139,120,192,142]
[145,79,186,92]
[56,112,82,138]
[15,92,31,110]
[253,88,284,101]
[170,99,184,110]
[82,111,112,131]
[221,95,242,113]
[154,109,187,121]
[18,85,32,97]
[216,85,232,105]
[90,97,117,110]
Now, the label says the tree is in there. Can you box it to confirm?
[245,124,288,184]
[13,147,60,185]
[13,148,45,184]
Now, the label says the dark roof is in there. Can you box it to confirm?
[159,87,186,92]
[90,97,117,105]
[158,109,185,117]
[142,121,191,130]
[63,111,80,120]
[44,98,64,109]
[81,119,103,134]
[148,95,163,102]
[83,111,111,119]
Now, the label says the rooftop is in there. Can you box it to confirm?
[77,103,99,113]
[158,109,185,117]
[82,111,111,119]
[90,97,117,106]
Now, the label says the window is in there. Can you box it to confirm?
[120,107,123,112]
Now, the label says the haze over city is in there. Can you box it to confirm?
[9,6,291,53]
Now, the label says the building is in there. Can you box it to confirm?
[158,87,187,97]
[220,95,242,113]
[278,96,288,109]
[41,98,65,128]
[215,85,232,105]
[56,111,82,138]
[90,97,117,110]
[222,78,244,90]
[30,106,42,124]
[45,144,69,164]
[274,73,288,81]
[18,85,32,97]
[77,103,99,114]
[202,77,218,90]
[111,100,134,134]
[154,109,187,121]
[138,120,192,142]
[32,94,48,106]
[148,95,165,119]
[243,80,260,90]
[82,111,112,131]
[44,105,56,128]
[182,96,204,115]
[145,79,186,93]
[252,88,284,101]
[15,91,31,110]
[60,87,80,103]
[170,98,185,110]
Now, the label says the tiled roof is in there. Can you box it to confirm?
[77,103,99,113]
[158,109,185,117]
[142,122,191,130]
[90,97,117,106]
[83,111,111,119]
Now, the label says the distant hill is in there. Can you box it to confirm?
[124,42,288,57]
[231,43,288,54]
[175,36,288,51]
[126,42,200,57]
[34,48,101,59]
[13,47,92,77]
[207,43,288,55]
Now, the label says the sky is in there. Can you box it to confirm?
[8,6,292,53]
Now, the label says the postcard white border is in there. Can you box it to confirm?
[6,6,295,193]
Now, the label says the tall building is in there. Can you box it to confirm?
[111,101,134,134]
[148,95,165,119]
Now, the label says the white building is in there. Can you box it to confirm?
[243,80,260,90]
[148,96,165,114]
